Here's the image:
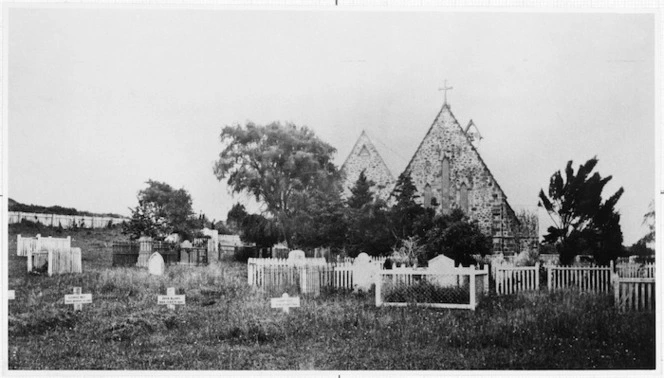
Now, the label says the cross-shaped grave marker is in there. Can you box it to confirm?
[270,293,300,314]
[64,287,92,311]
[158,287,185,310]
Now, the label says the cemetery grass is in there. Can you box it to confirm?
[7,226,656,370]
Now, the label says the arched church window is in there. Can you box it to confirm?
[441,157,450,211]
[459,183,469,213]
[423,184,432,208]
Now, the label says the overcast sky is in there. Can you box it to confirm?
[7,8,656,245]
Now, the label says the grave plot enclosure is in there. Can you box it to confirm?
[112,239,207,267]
[375,266,489,310]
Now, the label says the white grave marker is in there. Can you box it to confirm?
[158,287,185,310]
[64,287,92,311]
[8,290,15,300]
[270,293,300,313]
[148,253,165,276]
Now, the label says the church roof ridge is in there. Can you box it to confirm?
[340,129,394,180]
[399,101,519,224]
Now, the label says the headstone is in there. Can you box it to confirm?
[148,253,165,276]
[180,240,192,249]
[158,287,185,310]
[352,253,376,292]
[8,290,15,300]
[64,287,92,311]
[137,236,153,267]
[270,293,300,313]
[288,250,306,261]
[428,254,457,287]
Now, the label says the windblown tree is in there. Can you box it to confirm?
[639,200,655,246]
[538,157,624,265]
[213,122,340,248]
[123,180,196,240]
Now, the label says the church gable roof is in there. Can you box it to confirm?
[341,130,395,200]
[401,103,518,219]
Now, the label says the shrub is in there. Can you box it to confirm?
[234,246,256,262]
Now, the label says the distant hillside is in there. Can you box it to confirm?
[8,198,125,218]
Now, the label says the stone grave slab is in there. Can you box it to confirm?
[148,252,165,276]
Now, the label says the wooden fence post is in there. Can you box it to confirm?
[612,273,620,311]
[535,262,540,291]
[375,270,382,307]
[547,265,553,291]
[469,271,477,310]
[47,250,53,277]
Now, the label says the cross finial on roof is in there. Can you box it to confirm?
[438,80,453,106]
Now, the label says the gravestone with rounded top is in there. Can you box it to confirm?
[352,253,376,292]
[288,250,306,261]
[148,252,165,276]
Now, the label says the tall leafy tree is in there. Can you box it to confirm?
[290,186,347,251]
[213,122,339,248]
[423,208,491,265]
[390,172,427,241]
[345,171,394,257]
[538,157,624,265]
[123,180,196,240]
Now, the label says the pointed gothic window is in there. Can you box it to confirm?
[441,157,450,212]
[423,184,432,208]
[459,183,469,213]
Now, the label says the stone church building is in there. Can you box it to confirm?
[341,96,524,255]
[340,130,395,201]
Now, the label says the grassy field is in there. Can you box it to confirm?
[6,224,657,370]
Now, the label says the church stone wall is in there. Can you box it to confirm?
[403,104,520,255]
[341,131,395,201]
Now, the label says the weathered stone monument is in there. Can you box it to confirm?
[352,253,377,292]
[428,254,458,287]
[137,236,152,268]
[287,249,306,263]
[148,253,165,276]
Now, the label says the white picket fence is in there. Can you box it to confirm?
[375,266,489,310]
[17,234,71,256]
[48,248,83,276]
[20,234,82,276]
[547,262,614,293]
[613,276,655,312]
[615,263,655,278]
[494,263,540,295]
[9,211,126,229]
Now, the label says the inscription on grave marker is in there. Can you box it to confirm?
[64,287,92,311]
[158,287,185,310]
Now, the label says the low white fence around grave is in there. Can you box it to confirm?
[615,262,655,278]
[247,257,387,295]
[613,276,656,312]
[494,263,540,295]
[547,262,614,293]
[19,234,82,276]
[17,234,71,257]
[375,266,489,310]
